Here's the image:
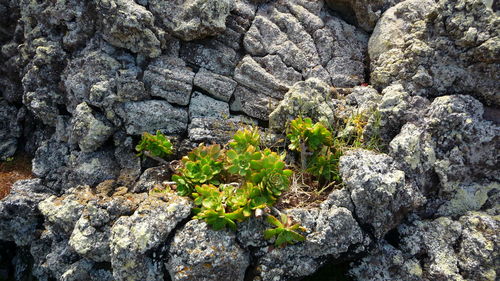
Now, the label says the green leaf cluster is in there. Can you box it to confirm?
[172,144,223,196]
[136,130,173,159]
[287,117,333,152]
[172,128,298,238]
[264,213,306,247]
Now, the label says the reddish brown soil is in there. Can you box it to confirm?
[0,154,33,200]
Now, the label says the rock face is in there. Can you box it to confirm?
[1,0,499,280]
[166,220,249,281]
[369,0,500,106]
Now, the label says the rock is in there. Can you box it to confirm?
[131,165,171,193]
[231,85,279,121]
[363,84,430,146]
[62,44,121,112]
[116,100,189,135]
[68,192,147,262]
[269,78,340,129]
[39,186,96,234]
[67,149,121,188]
[339,149,425,239]
[110,192,192,281]
[189,91,230,120]
[325,0,404,32]
[180,40,240,76]
[349,241,423,281]
[244,0,368,87]
[0,100,21,160]
[369,0,500,106]
[254,207,369,280]
[0,179,53,246]
[143,56,195,106]
[166,220,250,281]
[149,0,234,41]
[193,68,237,102]
[234,55,302,99]
[70,102,115,153]
[96,0,161,57]
[390,95,500,215]
[32,140,70,185]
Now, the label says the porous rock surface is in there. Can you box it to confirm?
[0,0,499,280]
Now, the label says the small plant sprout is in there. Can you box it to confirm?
[136,130,173,160]
[264,213,306,247]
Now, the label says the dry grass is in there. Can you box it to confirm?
[0,154,33,200]
[275,171,337,209]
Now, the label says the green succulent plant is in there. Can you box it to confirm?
[136,130,173,159]
[172,144,223,196]
[264,213,306,247]
[307,146,342,183]
[229,127,261,153]
[248,149,293,197]
[225,145,262,177]
[287,117,333,152]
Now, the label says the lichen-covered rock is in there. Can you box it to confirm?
[189,91,230,120]
[269,78,340,129]
[96,0,161,57]
[67,149,121,188]
[390,95,499,216]
[116,100,189,135]
[188,116,255,143]
[70,102,115,153]
[363,84,430,146]
[0,179,53,246]
[193,68,237,102]
[369,0,500,105]
[325,0,404,32]
[254,206,369,280]
[143,56,195,106]
[349,242,423,281]
[166,220,250,281]
[340,149,425,239]
[110,192,192,281]
[149,0,234,41]
[244,0,368,87]
[0,100,21,160]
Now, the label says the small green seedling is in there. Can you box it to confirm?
[136,130,173,159]
[264,213,306,247]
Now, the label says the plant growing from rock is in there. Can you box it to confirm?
[136,130,173,159]
[264,213,306,247]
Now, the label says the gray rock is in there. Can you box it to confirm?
[180,40,240,76]
[188,116,256,144]
[131,165,170,193]
[244,0,368,87]
[149,0,234,41]
[70,102,115,153]
[0,179,53,246]
[117,100,188,135]
[349,241,423,281]
[166,220,250,281]
[143,56,195,106]
[189,91,230,120]
[340,149,425,239]
[67,149,121,188]
[363,84,430,146]
[96,0,161,57]
[231,85,279,121]
[390,95,500,216]
[325,0,404,32]
[269,78,340,129]
[0,100,21,160]
[193,68,237,102]
[254,207,369,280]
[369,0,500,106]
[234,55,302,99]
[110,192,192,281]
[32,140,70,179]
